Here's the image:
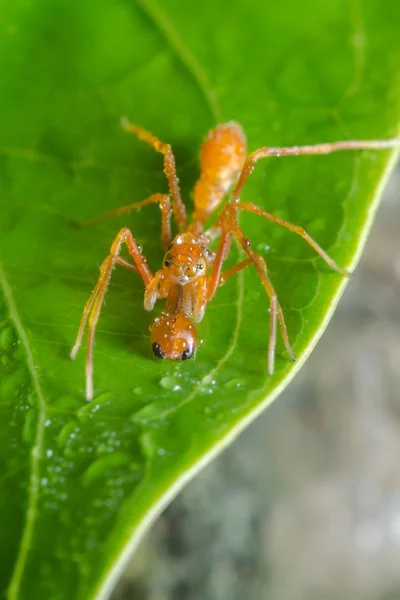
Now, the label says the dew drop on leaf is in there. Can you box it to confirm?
[81,453,131,487]
[159,376,181,391]
[223,377,248,390]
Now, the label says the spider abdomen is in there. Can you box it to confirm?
[193,121,247,223]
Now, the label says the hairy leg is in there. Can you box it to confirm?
[70,227,154,400]
[233,137,400,198]
[121,117,188,230]
[207,204,294,373]
[77,193,173,250]
[236,200,350,275]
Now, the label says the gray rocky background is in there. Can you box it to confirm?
[112,167,400,600]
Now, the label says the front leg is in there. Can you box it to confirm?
[70,227,154,401]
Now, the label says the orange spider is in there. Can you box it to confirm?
[71,117,399,400]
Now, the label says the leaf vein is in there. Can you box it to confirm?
[136,0,221,122]
[0,260,48,600]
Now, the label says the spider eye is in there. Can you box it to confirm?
[181,347,194,360]
[164,260,171,267]
[152,342,165,359]
[198,262,205,271]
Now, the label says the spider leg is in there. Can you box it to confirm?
[76,193,173,250]
[218,256,294,370]
[206,230,232,301]
[70,227,154,401]
[207,205,294,374]
[236,201,350,275]
[233,137,400,198]
[115,257,139,273]
[121,117,188,230]
[218,257,253,284]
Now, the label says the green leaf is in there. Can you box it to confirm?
[0,0,399,598]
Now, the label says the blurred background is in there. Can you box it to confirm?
[112,165,400,600]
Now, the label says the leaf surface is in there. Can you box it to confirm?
[0,0,399,598]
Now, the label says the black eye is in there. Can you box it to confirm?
[181,347,194,361]
[197,262,205,271]
[152,343,165,359]
[164,260,171,267]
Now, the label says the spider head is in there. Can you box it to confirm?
[163,233,208,285]
[150,313,197,361]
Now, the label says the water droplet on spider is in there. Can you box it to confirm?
[223,378,248,390]
[159,376,181,391]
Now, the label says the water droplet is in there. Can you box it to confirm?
[159,376,181,391]
[0,367,28,398]
[140,431,159,458]
[0,326,16,350]
[81,453,131,487]
[199,386,213,395]
[257,242,271,253]
[223,377,247,390]
[57,420,79,449]
[131,402,162,425]
[51,395,81,412]
[22,409,36,443]
[76,392,113,420]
